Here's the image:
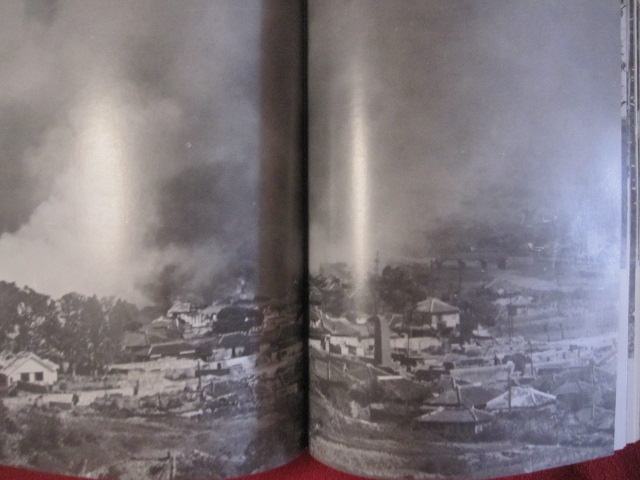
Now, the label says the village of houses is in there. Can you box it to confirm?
[309,254,618,478]
[0,293,304,478]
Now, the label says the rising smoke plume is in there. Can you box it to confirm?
[0,1,303,305]
[309,0,621,273]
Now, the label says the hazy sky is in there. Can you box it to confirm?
[0,1,300,303]
[309,0,621,278]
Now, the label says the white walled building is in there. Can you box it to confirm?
[414,297,460,329]
[0,352,59,386]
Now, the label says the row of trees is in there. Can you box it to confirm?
[0,281,141,376]
[312,264,504,344]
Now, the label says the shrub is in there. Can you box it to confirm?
[148,464,165,476]
[475,422,509,442]
[0,400,16,433]
[28,453,40,467]
[18,413,63,455]
[82,430,98,443]
[176,451,231,480]
[62,431,82,447]
[519,428,557,445]
[99,465,123,479]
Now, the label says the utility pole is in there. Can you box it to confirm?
[507,304,517,341]
[457,259,464,293]
[326,334,331,381]
[372,251,381,316]
[168,451,174,480]
[544,322,550,342]
[507,369,512,413]
[405,303,414,358]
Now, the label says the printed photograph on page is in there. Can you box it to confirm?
[308,1,622,478]
[0,1,304,479]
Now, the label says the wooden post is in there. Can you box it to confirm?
[507,370,512,413]
[507,304,517,341]
[544,322,550,342]
[326,336,331,381]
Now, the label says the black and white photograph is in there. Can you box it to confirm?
[0,1,305,479]
[308,1,623,478]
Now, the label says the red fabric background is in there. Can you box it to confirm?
[1,444,639,480]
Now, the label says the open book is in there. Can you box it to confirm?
[0,1,636,479]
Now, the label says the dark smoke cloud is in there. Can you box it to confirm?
[0,1,302,304]
[309,0,621,270]
[24,0,60,25]
[155,162,257,248]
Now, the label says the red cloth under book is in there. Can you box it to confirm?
[1,445,640,480]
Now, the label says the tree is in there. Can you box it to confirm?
[0,282,57,354]
[58,294,107,376]
[377,266,424,313]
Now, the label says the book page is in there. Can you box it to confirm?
[625,0,640,448]
[618,0,634,450]
[0,1,304,479]
[308,1,623,478]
